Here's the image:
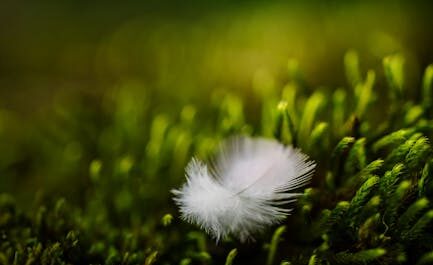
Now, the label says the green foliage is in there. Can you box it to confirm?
[333,248,386,265]
[224,249,237,265]
[1,52,433,265]
[267,226,286,265]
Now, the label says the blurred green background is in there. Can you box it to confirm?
[2,1,433,264]
[1,0,433,212]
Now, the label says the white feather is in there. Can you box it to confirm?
[172,136,315,242]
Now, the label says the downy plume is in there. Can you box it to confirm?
[172,136,315,242]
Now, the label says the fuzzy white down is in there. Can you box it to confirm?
[172,136,315,242]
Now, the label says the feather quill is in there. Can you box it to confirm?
[172,136,315,242]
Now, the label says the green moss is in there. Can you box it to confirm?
[1,52,433,264]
